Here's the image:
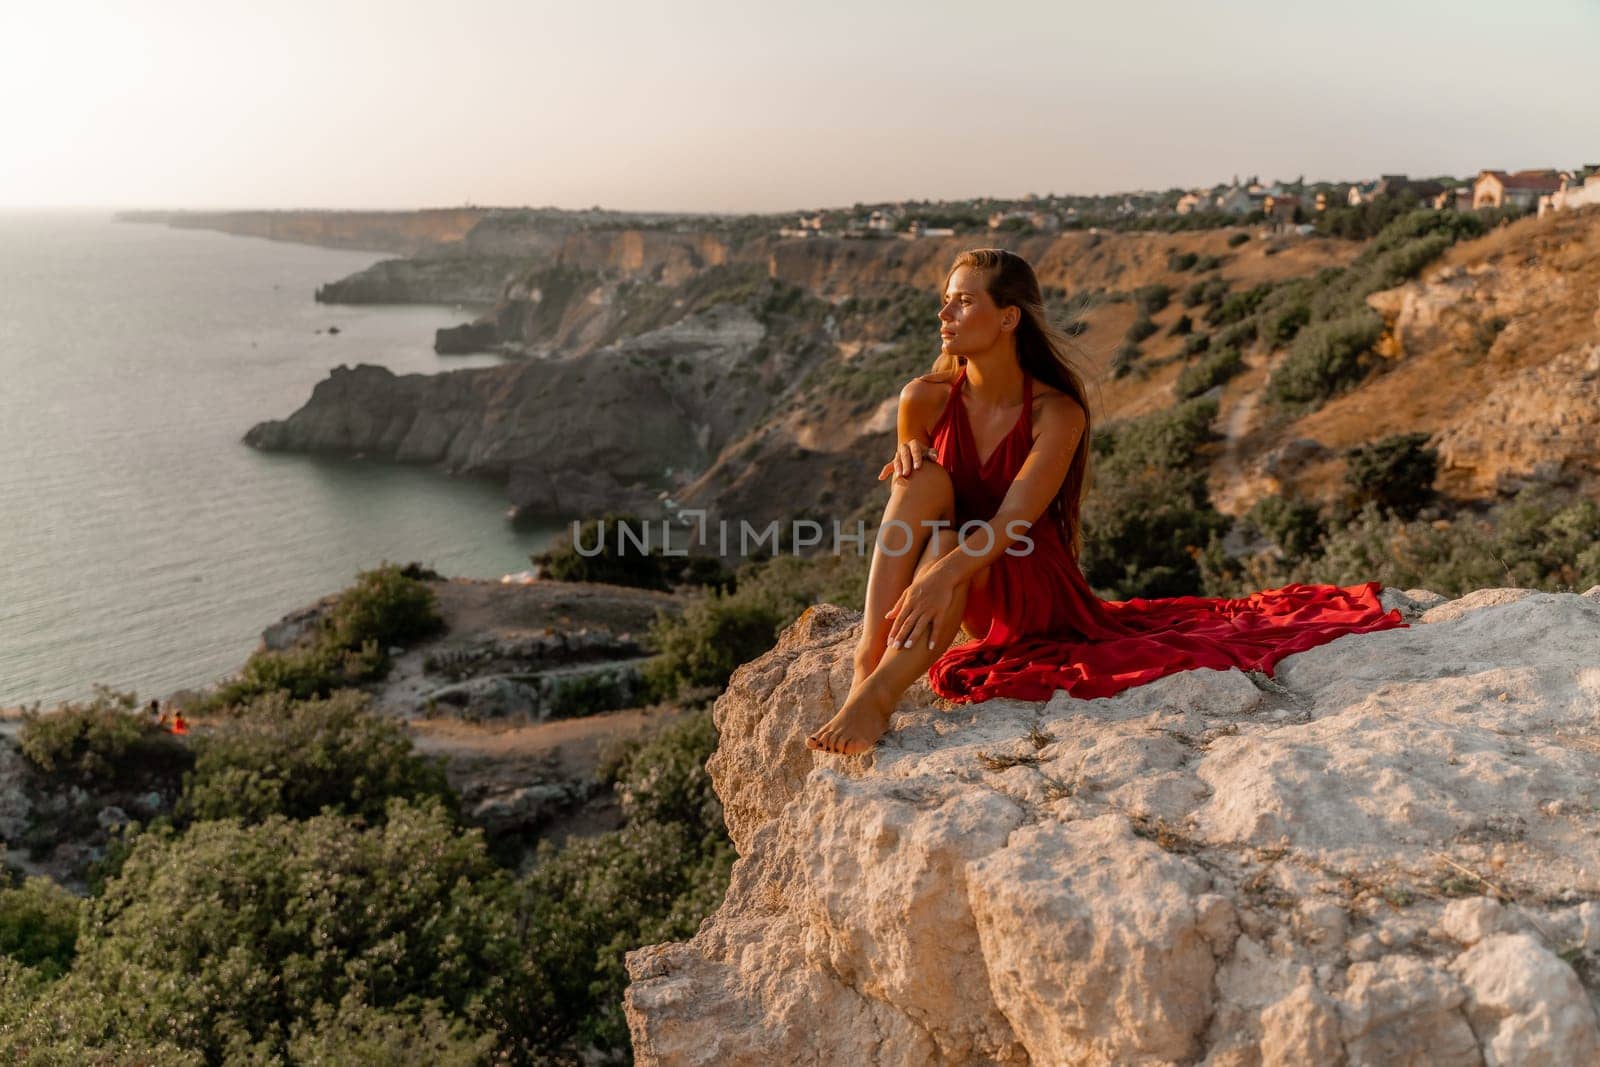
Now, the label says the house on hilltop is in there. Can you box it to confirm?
[1539,169,1600,217]
[1215,186,1257,215]
[1473,169,1562,210]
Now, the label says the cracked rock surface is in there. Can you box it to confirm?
[624,587,1600,1066]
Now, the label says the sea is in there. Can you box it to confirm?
[0,211,566,708]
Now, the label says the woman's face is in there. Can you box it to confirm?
[939,265,1016,355]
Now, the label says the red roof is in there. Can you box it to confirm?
[1480,169,1562,192]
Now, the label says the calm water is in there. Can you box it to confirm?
[0,212,564,707]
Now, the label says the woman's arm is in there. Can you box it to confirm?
[879,377,948,481]
[883,391,1085,650]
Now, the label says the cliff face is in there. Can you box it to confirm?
[623,587,1600,1065]
[243,296,787,517]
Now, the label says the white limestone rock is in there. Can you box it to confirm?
[625,589,1600,1065]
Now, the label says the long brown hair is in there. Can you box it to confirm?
[927,248,1095,558]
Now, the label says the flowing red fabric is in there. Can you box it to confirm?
[924,364,1408,704]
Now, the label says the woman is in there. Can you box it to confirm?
[805,248,1405,755]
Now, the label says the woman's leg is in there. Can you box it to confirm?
[849,461,955,692]
[808,521,986,755]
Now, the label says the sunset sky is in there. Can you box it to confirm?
[3,0,1597,213]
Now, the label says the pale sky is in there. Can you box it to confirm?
[3,0,1597,213]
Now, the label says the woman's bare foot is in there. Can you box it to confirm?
[806,684,896,755]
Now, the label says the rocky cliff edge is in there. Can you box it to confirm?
[624,585,1600,1065]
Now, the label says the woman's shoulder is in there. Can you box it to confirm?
[904,370,957,398]
[1031,379,1088,421]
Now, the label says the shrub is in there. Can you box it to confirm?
[72,799,506,1063]
[1246,495,1327,557]
[1110,342,1142,378]
[641,552,864,700]
[1083,396,1230,597]
[603,708,724,843]
[1174,348,1244,399]
[1166,251,1199,272]
[1125,315,1159,344]
[1133,284,1172,315]
[325,562,446,651]
[1227,232,1250,247]
[1194,254,1223,271]
[643,592,783,700]
[1214,319,1258,350]
[0,877,80,980]
[1169,314,1193,337]
[1344,432,1439,519]
[206,563,446,709]
[18,686,190,786]
[493,818,734,1060]
[492,704,732,1062]
[1267,308,1384,405]
[1080,464,1232,599]
[176,689,455,826]
[1209,282,1274,326]
[1094,395,1221,471]
[1259,295,1312,346]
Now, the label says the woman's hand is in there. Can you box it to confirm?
[878,439,936,481]
[884,571,957,651]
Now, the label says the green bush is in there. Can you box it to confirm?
[1214,318,1258,350]
[1082,398,1231,597]
[1344,432,1439,519]
[325,562,447,651]
[1093,395,1221,471]
[284,992,497,1067]
[1204,485,1600,599]
[1267,308,1384,405]
[71,798,505,1063]
[0,958,204,1066]
[1246,495,1327,558]
[1133,284,1172,315]
[18,686,190,786]
[0,877,80,980]
[1183,332,1211,356]
[207,563,446,709]
[176,689,455,827]
[1110,341,1142,378]
[489,704,732,1063]
[1166,251,1199,272]
[1125,315,1159,343]
[606,709,723,837]
[1209,283,1274,326]
[1081,464,1232,599]
[1260,295,1312,346]
[643,591,784,699]
[1174,348,1244,399]
[493,818,734,1061]
[1227,232,1250,247]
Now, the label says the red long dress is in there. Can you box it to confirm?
[924,364,1408,703]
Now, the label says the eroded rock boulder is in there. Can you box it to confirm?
[625,590,1600,1065]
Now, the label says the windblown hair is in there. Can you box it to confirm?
[926,248,1095,558]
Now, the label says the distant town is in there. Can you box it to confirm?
[773,166,1600,241]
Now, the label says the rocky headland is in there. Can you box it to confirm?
[624,585,1600,1065]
